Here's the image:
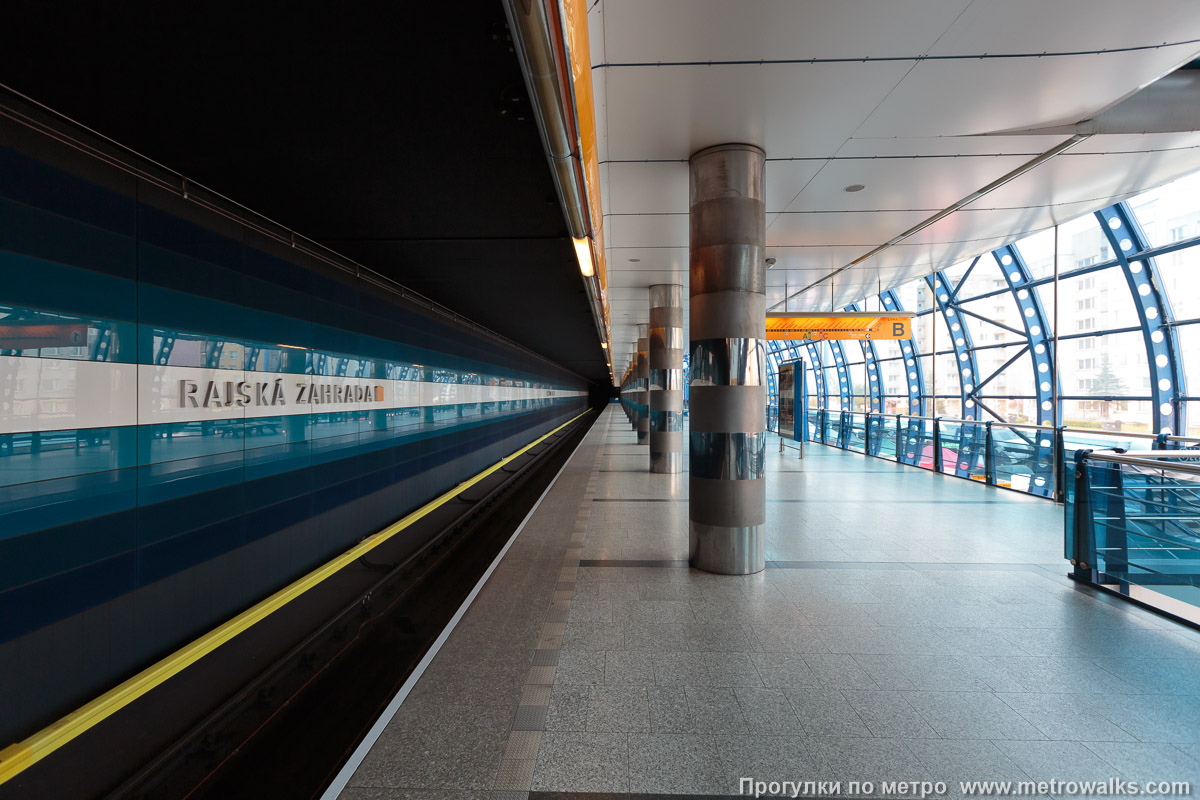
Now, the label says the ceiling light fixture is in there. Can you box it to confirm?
[573,237,595,277]
[628,258,641,262]
[843,184,866,193]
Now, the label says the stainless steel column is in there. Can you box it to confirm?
[649,284,684,473]
[629,348,639,430]
[636,323,650,445]
[688,143,767,575]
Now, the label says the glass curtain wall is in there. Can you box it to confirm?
[767,171,1200,437]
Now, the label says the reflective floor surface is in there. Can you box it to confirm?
[339,406,1200,800]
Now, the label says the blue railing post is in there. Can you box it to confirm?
[1055,426,1067,503]
[984,421,994,485]
[1070,450,1095,581]
[864,412,872,456]
[933,417,943,472]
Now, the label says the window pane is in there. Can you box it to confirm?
[1127,170,1200,250]
[1012,228,1058,281]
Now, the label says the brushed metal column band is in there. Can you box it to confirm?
[650,430,684,453]
[689,521,765,575]
[649,387,685,411]
[689,476,766,526]
[636,326,650,445]
[650,451,685,474]
[688,386,766,432]
[690,292,767,341]
[691,242,767,294]
[648,305,683,329]
[649,284,683,472]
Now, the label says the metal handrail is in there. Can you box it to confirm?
[1105,450,1200,459]
[1061,427,1159,439]
[1084,452,1200,475]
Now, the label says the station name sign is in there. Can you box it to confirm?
[179,378,385,408]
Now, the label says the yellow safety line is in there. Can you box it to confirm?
[0,409,591,785]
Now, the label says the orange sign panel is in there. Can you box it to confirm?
[766,313,912,341]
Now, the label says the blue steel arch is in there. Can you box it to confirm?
[927,270,982,477]
[991,245,1057,427]
[1095,202,1188,436]
[846,303,883,413]
[879,290,924,415]
[829,340,852,411]
[990,244,1057,497]
[880,289,927,466]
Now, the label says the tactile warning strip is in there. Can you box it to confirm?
[492,437,603,793]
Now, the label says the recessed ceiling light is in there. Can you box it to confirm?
[844,184,866,193]
[629,258,641,262]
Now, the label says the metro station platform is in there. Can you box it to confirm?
[332,407,1200,799]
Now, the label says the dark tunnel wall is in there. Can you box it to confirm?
[0,121,588,743]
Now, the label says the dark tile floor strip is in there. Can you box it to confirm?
[766,498,1006,503]
[529,794,745,800]
[591,498,683,502]
[577,559,690,568]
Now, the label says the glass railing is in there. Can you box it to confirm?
[1068,450,1200,624]
[788,407,1200,501]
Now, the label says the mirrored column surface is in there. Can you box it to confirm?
[649,284,684,473]
[688,143,767,575]
[636,323,650,445]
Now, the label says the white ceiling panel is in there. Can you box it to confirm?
[605,246,689,273]
[981,144,1200,210]
[598,0,972,63]
[763,159,830,212]
[857,47,1199,138]
[587,0,1200,380]
[607,269,687,288]
[604,161,689,213]
[607,213,688,248]
[835,135,1057,158]
[601,62,910,160]
[928,0,1200,56]
[767,210,934,247]
[777,154,1029,212]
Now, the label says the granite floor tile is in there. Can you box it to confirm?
[841,690,940,739]
[783,688,871,737]
[1082,741,1200,783]
[705,652,766,687]
[803,654,882,690]
[544,685,589,731]
[998,693,1137,742]
[551,650,604,685]
[685,686,749,734]
[653,651,716,686]
[736,687,806,734]
[807,737,930,781]
[994,740,1117,785]
[604,650,657,685]
[648,685,692,733]
[715,735,822,785]
[751,652,821,688]
[586,686,651,732]
[627,733,730,795]
[531,732,628,793]
[905,692,1047,741]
